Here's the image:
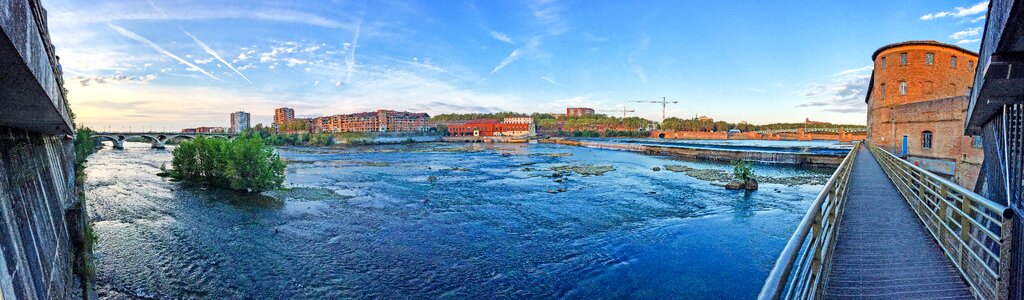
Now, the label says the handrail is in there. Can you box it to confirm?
[868,143,1013,300]
[758,142,860,299]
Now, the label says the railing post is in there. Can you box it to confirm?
[997,214,1014,300]
[961,197,974,269]
[938,185,949,228]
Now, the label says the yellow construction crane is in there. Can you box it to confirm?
[629,97,678,121]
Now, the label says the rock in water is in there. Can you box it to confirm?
[725,181,745,190]
[744,179,759,191]
[652,167,661,171]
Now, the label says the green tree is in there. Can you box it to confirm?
[171,135,286,192]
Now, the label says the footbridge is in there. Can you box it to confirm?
[760,143,1013,299]
[94,132,234,149]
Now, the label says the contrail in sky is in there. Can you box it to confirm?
[108,23,220,81]
[185,30,253,84]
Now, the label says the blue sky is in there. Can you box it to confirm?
[46,0,990,131]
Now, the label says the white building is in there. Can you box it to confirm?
[230,111,251,134]
[501,116,536,136]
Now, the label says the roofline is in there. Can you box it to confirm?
[871,40,979,60]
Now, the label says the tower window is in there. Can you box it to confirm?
[973,135,983,148]
[951,56,957,68]
[881,57,887,69]
[900,53,908,65]
[968,61,974,71]
[926,53,934,65]
[880,83,886,99]
[899,81,907,95]
[922,131,933,149]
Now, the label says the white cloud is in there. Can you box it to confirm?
[70,73,158,87]
[285,58,309,67]
[539,75,559,85]
[489,31,513,44]
[186,31,254,84]
[957,38,981,44]
[796,66,872,113]
[745,87,767,94]
[194,58,215,65]
[107,23,220,81]
[921,1,988,20]
[949,27,982,39]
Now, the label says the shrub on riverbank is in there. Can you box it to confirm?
[171,135,286,192]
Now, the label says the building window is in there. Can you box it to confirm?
[969,61,974,71]
[880,83,886,99]
[926,53,934,65]
[972,135,984,148]
[951,56,957,68]
[900,53,908,65]
[881,57,887,69]
[899,81,907,95]
[922,131,933,149]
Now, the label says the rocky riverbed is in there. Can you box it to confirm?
[86,141,833,299]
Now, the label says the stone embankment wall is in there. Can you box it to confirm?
[544,139,846,166]
[0,127,82,299]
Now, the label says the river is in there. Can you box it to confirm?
[85,141,834,299]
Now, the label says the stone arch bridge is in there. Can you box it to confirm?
[94,132,235,149]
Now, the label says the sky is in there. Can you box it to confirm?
[46,0,991,131]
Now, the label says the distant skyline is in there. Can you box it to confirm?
[47,0,990,130]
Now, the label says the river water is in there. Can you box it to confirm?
[85,141,833,299]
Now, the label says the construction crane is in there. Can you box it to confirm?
[629,97,678,121]
[598,106,636,119]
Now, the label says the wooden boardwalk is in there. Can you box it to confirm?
[823,145,973,299]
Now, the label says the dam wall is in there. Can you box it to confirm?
[544,139,847,167]
[0,127,82,299]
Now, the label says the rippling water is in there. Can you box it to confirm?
[86,141,832,299]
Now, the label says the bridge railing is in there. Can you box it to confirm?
[758,142,860,299]
[869,143,1013,300]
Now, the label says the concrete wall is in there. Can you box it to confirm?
[0,126,80,299]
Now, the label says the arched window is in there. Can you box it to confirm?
[925,52,934,65]
[922,131,933,149]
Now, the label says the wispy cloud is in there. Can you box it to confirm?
[921,1,989,20]
[627,34,651,83]
[107,23,220,81]
[489,31,513,44]
[491,49,522,74]
[70,73,158,87]
[796,65,872,113]
[185,30,253,84]
[539,75,560,85]
[957,38,981,44]
[949,27,982,39]
[344,19,362,85]
[745,87,767,94]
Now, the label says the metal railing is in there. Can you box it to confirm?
[758,142,860,299]
[869,143,1014,300]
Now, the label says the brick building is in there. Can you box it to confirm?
[447,119,531,137]
[310,109,429,133]
[865,40,983,188]
[566,107,595,117]
[274,107,295,127]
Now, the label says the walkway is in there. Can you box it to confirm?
[823,145,972,299]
